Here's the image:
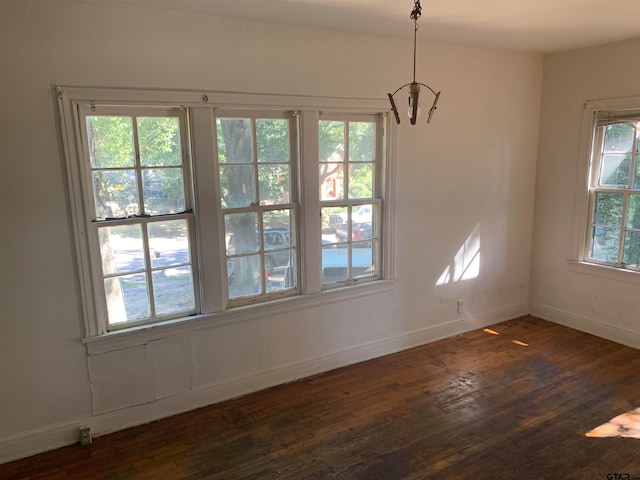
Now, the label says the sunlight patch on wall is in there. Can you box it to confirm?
[436,224,480,286]
[586,408,640,439]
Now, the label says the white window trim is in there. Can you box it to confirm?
[57,86,397,350]
[570,95,640,277]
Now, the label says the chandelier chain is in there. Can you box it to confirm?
[411,0,421,82]
[410,0,422,21]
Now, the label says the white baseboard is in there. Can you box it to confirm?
[0,303,528,465]
[0,420,84,467]
[530,302,640,350]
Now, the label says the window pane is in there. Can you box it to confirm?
[335,205,373,243]
[353,204,373,224]
[92,170,138,219]
[352,244,376,278]
[138,117,182,167]
[152,266,195,316]
[626,195,640,229]
[321,206,347,240]
[590,226,620,263]
[86,116,135,168]
[348,163,373,199]
[148,220,191,269]
[142,168,185,215]
[263,210,293,250]
[634,161,640,190]
[319,121,344,162]
[322,246,348,284]
[98,224,144,275]
[225,213,259,254]
[228,255,261,299]
[335,220,352,243]
[600,154,630,186]
[623,230,640,265]
[258,164,290,205]
[219,165,255,208]
[320,163,344,201]
[267,252,296,293]
[604,123,634,153]
[351,221,373,245]
[594,192,623,226]
[349,122,375,162]
[105,273,150,325]
[256,119,290,163]
[263,210,295,283]
[217,118,253,164]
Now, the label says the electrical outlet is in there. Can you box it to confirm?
[79,426,92,446]
[457,300,465,314]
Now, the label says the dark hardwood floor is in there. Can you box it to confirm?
[3,315,640,479]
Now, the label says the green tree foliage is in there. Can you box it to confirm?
[257,119,290,206]
[138,117,182,166]
[87,115,185,218]
[257,119,289,163]
[318,120,375,200]
[604,123,634,153]
[87,116,136,218]
[348,121,374,161]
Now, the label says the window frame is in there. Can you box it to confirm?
[57,86,396,346]
[571,96,640,279]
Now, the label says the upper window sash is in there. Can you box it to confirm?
[78,105,194,221]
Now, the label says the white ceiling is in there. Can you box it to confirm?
[90,0,640,53]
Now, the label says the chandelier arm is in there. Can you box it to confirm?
[415,83,439,97]
[387,93,401,124]
[389,83,413,97]
[427,91,441,124]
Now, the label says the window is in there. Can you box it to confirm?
[58,88,394,338]
[579,102,640,272]
[216,113,298,301]
[79,107,197,329]
[319,117,381,286]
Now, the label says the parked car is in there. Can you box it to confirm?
[227,228,292,276]
[263,228,292,273]
[327,214,344,232]
[327,205,373,232]
[335,221,372,243]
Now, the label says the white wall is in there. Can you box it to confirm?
[0,0,542,462]
[531,38,640,347]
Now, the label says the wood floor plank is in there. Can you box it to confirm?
[1,316,639,479]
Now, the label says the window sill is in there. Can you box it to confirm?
[567,259,640,284]
[83,278,397,355]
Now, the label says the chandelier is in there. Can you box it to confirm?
[387,0,441,125]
